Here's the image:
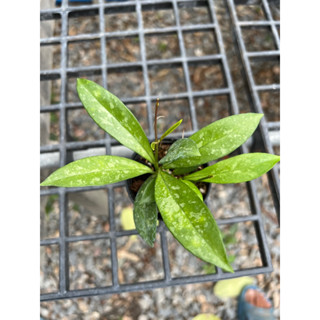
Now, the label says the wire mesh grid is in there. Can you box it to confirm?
[40,0,280,302]
[226,0,280,220]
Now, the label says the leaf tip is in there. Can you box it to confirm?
[270,154,280,166]
[76,77,84,86]
[222,263,234,273]
[77,78,91,91]
[40,179,50,187]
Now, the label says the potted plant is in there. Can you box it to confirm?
[41,79,280,273]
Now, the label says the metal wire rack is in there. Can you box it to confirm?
[40,0,280,301]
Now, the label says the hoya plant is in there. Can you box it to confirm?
[41,79,280,273]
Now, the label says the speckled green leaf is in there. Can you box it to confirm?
[180,180,203,201]
[133,175,158,247]
[77,79,155,164]
[173,166,199,176]
[188,113,263,166]
[155,171,233,272]
[159,138,201,168]
[160,119,183,141]
[184,153,280,184]
[40,156,153,187]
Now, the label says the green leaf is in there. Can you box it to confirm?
[159,138,201,168]
[77,79,155,164]
[133,175,158,247]
[172,166,199,176]
[151,141,158,151]
[155,171,233,272]
[40,156,153,187]
[184,153,280,184]
[189,113,263,166]
[180,180,203,201]
[159,119,183,142]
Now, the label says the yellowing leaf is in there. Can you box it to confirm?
[213,276,255,298]
[192,314,221,320]
[120,207,136,230]
[120,207,137,241]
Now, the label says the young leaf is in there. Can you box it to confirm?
[133,175,158,247]
[151,141,158,151]
[180,180,203,201]
[189,113,263,166]
[159,119,183,142]
[184,153,280,184]
[159,138,201,168]
[40,156,153,187]
[77,79,155,164]
[155,171,233,272]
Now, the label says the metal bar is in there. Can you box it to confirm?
[136,0,154,139]
[208,0,239,114]
[159,221,172,283]
[261,0,280,50]
[172,0,199,132]
[41,265,272,301]
[255,84,280,91]
[107,186,120,289]
[57,0,69,295]
[238,20,280,27]
[246,51,279,58]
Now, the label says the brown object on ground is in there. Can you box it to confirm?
[245,289,272,309]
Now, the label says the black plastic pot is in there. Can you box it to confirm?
[125,139,212,220]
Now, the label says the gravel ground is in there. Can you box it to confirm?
[41,1,280,319]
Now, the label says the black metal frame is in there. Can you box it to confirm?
[40,0,279,301]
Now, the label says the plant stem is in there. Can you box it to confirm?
[154,98,160,171]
